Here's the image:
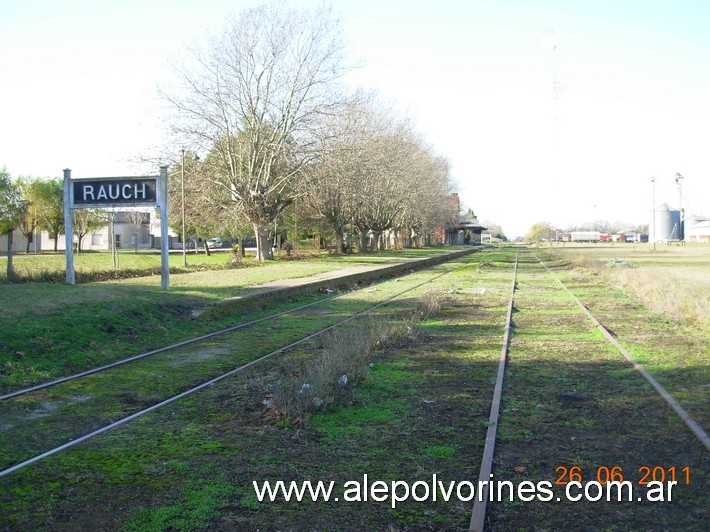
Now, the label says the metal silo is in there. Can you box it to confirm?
[652,203,681,241]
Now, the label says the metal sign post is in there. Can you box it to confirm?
[63,169,75,285]
[64,167,170,289]
[158,166,170,290]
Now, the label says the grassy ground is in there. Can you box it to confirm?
[1,246,707,529]
[546,242,710,429]
[0,248,462,392]
[1,249,510,529]
[0,251,227,283]
[0,247,458,283]
[548,242,710,329]
[489,249,708,530]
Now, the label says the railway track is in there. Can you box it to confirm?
[1,246,706,529]
[0,250,489,478]
[473,248,708,530]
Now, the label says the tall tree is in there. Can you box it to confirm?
[302,92,373,254]
[16,177,47,252]
[35,178,64,252]
[16,177,66,253]
[1,168,27,278]
[164,2,349,260]
[397,152,457,248]
[306,93,413,252]
[348,127,424,252]
[0,168,26,233]
[526,221,555,242]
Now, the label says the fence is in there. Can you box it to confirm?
[0,249,230,284]
[0,237,329,283]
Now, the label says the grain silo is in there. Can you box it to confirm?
[651,203,682,242]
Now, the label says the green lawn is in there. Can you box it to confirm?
[2,247,707,529]
[0,247,467,391]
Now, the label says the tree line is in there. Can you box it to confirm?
[0,169,67,253]
[162,2,459,260]
[2,3,462,262]
[0,168,149,257]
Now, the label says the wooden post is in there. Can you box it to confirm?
[159,165,170,290]
[63,169,75,285]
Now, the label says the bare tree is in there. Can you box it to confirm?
[305,93,411,252]
[163,3,350,260]
[397,152,458,248]
[72,209,105,253]
[302,91,376,254]
[348,124,425,252]
[125,210,149,253]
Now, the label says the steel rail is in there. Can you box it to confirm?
[469,252,518,532]
[0,251,488,478]
[0,294,342,401]
[2,250,484,401]
[534,253,710,452]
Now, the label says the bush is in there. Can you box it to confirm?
[416,289,446,320]
[265,288,448,423]
[269,322,376,422]
[368,314,421,349]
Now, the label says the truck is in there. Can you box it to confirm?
[570,231,601,242]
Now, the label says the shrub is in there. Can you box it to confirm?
[269,322,376,422]
[416,289,446,320]
[266,289,449,422]
[268,315,425,422]
[369,315,421,349]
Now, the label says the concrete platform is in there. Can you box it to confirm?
[202,248,477,318]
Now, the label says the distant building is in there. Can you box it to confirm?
[446,207,487,245]
[0,209,176,253]
[685,215,710,243]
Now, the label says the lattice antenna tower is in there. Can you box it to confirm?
[541,29,561,186]
[541,29,560,135]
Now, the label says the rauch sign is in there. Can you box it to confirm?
[63,168,170,289]
[72,178,157,207]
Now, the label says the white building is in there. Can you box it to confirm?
[0,209,173,253]
[684,215,710,243]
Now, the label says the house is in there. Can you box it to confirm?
[446,220,488,245]
[685,215,710,243]
[0,209,173,253]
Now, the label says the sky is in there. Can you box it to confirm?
[2,0,709,238]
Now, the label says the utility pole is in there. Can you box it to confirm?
[675,172,684,241]
[541,29,560,188]
[181,148,187,267]
[651,177,656,251]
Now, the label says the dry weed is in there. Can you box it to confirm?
[416,289,446,320]
[268,289,449,422]
[569,254,709,330]
[269,322,375,421]
[608,268,710,329]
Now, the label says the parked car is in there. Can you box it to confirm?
[206,237,223,249]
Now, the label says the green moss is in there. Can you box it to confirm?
[310,399,408,439]
[422,445,456,458]
[123,479,235,531]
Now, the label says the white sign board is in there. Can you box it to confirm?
[64,167,170,289]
